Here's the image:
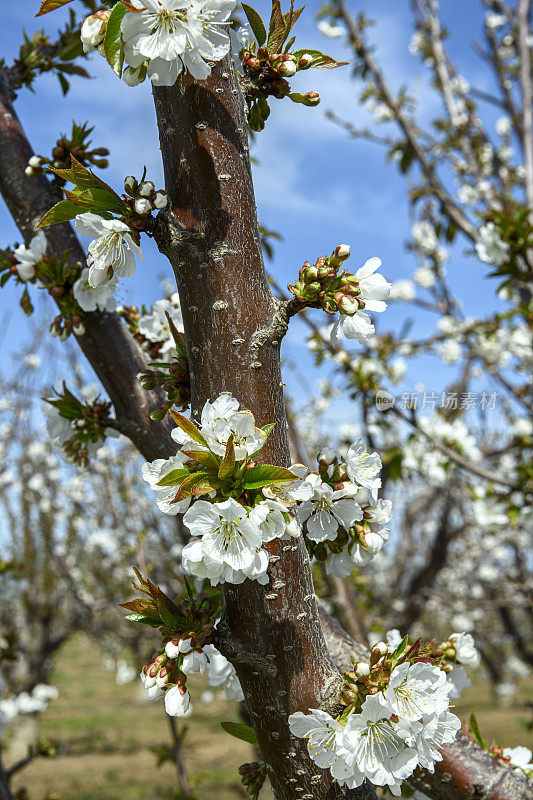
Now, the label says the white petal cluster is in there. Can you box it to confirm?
[141,453,192,515]
[475,222,509,267]
[0,683,59,731]
[203,643,244,701]
[142,393,302,586]
[121,0,236,87]
[182,497,268,585]
[331,257,390,346]
[75,213,143,288]
[13,230,47,281]
[289,663,460,795]
[449,632,480,666]
[138,294,184,354]
[73,267,118,312]
[297,478,363,542]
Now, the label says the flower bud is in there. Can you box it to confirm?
[135,197,153,215]
[278,60,297,77]
[138,180,155,197]
[123,65,146,87]
[165,640,181,660]
[80,11,110,53]
[335,243,351,260]
[29,155,44,168]
[355,661,370,678]
[153,190,168,209]
[297,53,315,69]
[370,642,388,664]
[73,321,85,336]
[25,167,34,177]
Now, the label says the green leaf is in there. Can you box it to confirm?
[181,449,220,471]
[172,471,214,503]
[57,72,70,95]
[469,711,489,751]
[169,409,209,448]
[243,464,296,490]
[241,3,267,46]
[390,635,409,661]
[0,272,11,288]
[292,49,348,69]
[104,1,127,76]
[36,0,74,17]
[218,435,236,480]
[64,187,127,214]
[156,468,191,487]
[124,613,162,627]
[220,722,257,746]
[49,155,119,196]
[36,199,83,228]
[248,423,275,458]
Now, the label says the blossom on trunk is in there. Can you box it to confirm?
[75,213,142,287]
[182,498,263,581]
[297,479,362,542]
[121,0,235,86]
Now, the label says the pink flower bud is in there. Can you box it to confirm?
[278,60,297,77]
[297,54,314,70]
[335,244,350,260]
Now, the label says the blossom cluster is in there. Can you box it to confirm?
[288,245,391,346]
[142,392,391,585]
[142,392,303,585]
[121,568,242,717]
[289,635,471,795]
[298,444,391,577]
[0,682,58,737]
[81,0,236,87]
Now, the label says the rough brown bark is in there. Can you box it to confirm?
[150,53,375,800]
[0,69,174,462]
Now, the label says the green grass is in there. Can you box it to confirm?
[6,636,533,799]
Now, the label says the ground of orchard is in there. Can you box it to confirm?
[8,635,533,800]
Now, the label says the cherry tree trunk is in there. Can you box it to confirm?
[150,54,376,800]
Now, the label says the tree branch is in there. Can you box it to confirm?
[0,67,176,463]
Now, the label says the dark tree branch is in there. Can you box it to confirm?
[0,67,175,463]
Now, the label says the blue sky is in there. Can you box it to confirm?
[0,0,512,432]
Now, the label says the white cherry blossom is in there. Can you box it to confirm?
[380,662,452,721]
[75,213,142,287]
[164,684,190,716]
[297,479,362,542]
[203,643,244,701]
[356,257,391,312]
[345,440,382,496]
[13,230,47,281]
[73,267,117,312]
[141,454,192,515]
[182,498,262,580]
[138,295,184,353]
[449,632,480,666]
